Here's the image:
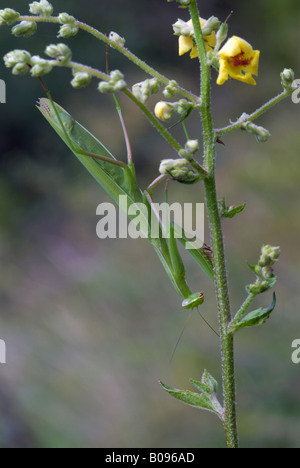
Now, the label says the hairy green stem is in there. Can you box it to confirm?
[216,87,299,137]
[230,293,256,330]
[189,0,238,448]
[18,15,200,103]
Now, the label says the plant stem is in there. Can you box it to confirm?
[215,87,299,137]
[230,293,256,330]
[18,15,200,103]
[189,0,238,448]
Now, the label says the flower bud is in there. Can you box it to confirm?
[163,80,179,98]
[45,43,72,64]
[173,19,193,37]
[58,23,78,38]
[98,81,115,93]
[109,70,124,82]
[154,101,175,121]
[113,79,127,92]
[109,31,126,47]
[58,12,75,24]
[201,16,220,36]
[159,158,200,184]
[71,71,91,89]
[98,70,127,94]
[30,56,52,76]
[281,68,295,90]
[29,0,53,17]
[12,62,29,75]
[259,245,280,266]
[242,121,271,143]
[132,78,161,104]
[57,12,78,37]
[185,139,199,154]
[4,49,31,68]
[174,99,194,116]
[12,20,37,38]
[0,8,20,25]
[216,23,228,44]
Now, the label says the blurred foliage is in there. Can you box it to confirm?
[0,0,299,448]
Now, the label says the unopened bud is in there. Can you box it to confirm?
[109,70,124,82]
[71,71,91,89]
[98,81,115,94]
[242,121,271,143]
[281,68,295,90]
[173,19,193,37]
[58,12,75,24]
[174,99,194,116]
[132,78,161,104]
[259,245,280,266]
[216,23,228,44]
[109,31,126,47]
[159,158,200,184]
[58,23,78,38]
[201,16,220,36]
[12,20,37,38]
[57,12,78,37]
[29,0,53,17]
[185,139,199,154]
[30,56,52,76]
[45,43,71,64]
[113,79,127,92]
[163,80,179,98]
[12,62,29,75]
[0,8,20,25]
[4,49,31,68]
[154,101,175,121]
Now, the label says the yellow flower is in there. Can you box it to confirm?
[154,101,174,121]
[179,18,216,59]
[217,36,260,85]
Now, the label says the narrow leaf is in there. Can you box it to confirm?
[231,293,276,332]
[159,381,217,414]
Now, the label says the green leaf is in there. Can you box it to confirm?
[231,293,276,332]
[159,381,217,414]
[219,198,246,219]
[190,370,218,394]
[223,202,246,219]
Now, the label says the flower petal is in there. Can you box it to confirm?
[216,58,229,85]
[179,35,193,56]
[217,36,260,85]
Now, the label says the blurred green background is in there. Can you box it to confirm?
[0,0,299,448]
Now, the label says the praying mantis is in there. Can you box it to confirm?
[37,90,214,311]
